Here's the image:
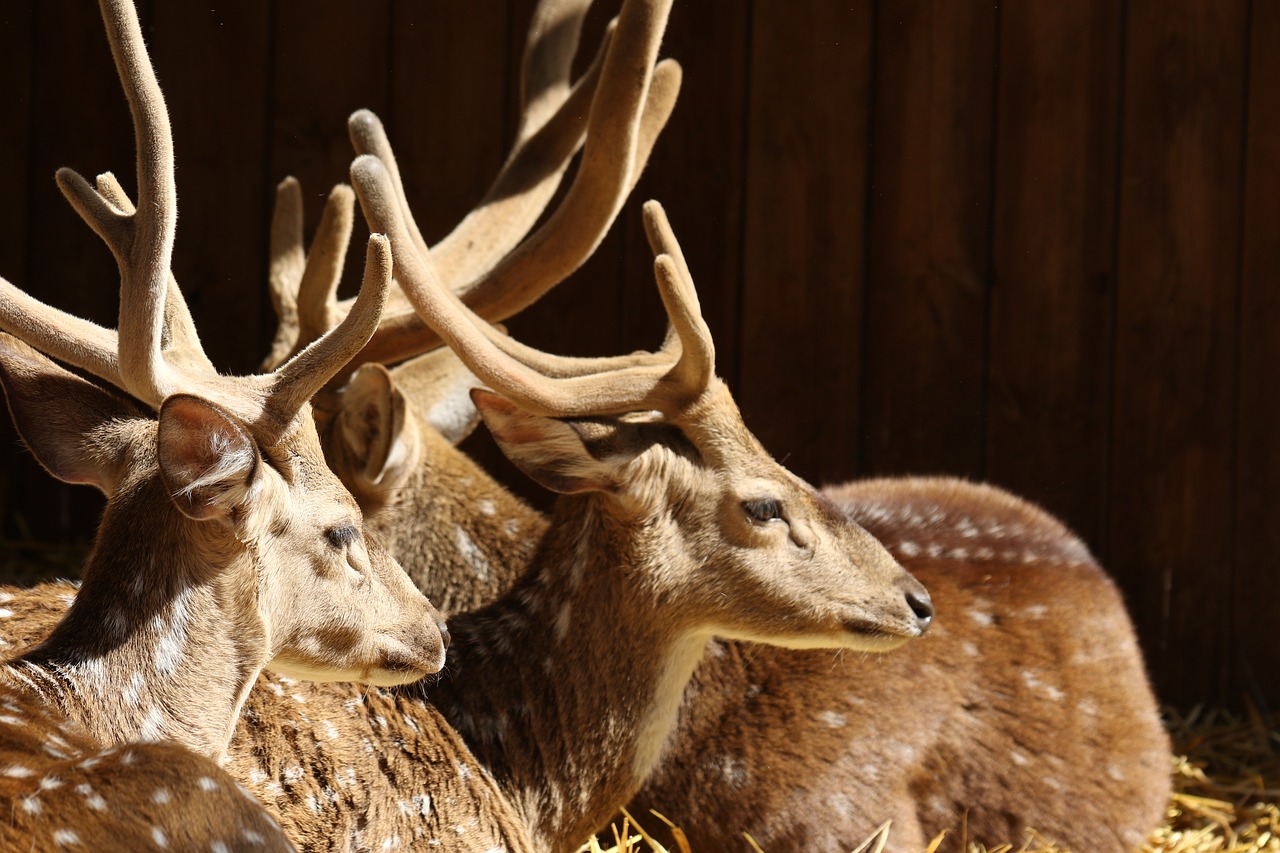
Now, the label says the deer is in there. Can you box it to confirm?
[267,89,1173,853]
[284,68,1172,853]
[0,0,456,849]
[0,0,717,850]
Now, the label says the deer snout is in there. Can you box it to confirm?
[905,588,934,634]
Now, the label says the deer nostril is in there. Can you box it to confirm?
[906,590,934,632]
[436,619,451,650]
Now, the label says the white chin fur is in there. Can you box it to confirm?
[713,628,914,653]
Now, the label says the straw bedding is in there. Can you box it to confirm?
[582,708,1280,853]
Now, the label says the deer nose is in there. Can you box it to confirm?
[436,618,451,650]
[905,589,934,634]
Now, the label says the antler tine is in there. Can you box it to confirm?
[296,185,355,349]
[339,0,678,375]
[355,154,706,418]
[89,171,214,375]
[347,0,601,289]
[262,235,392,434]
[97,0,182,407]
[264,177,307,370]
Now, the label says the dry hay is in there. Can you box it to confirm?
[582,708,1280,853]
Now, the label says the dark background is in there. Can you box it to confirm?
[0,1,1274,710]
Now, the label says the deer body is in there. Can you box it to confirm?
[0,0,453,848]
[630,477,1171,852]
[331,366,1172,851]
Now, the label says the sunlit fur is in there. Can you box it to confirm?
[321,355,1169,852]
[409,378,930,851]
[0,346,444,758]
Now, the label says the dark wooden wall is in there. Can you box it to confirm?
[0,1,1274,710]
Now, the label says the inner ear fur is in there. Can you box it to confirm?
[335,363,420,493]
[471,388,621,495]
[389,348,482,446]
[157,394,261,521]
[0,333,142,495]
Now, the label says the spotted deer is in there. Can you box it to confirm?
[346,141,936,844]
[0,0,451,849]
[310,252,1170,851]
[295,64,1172,853]
[0,0,701,850]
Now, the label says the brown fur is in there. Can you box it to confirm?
[323,358,1170,851]
[0,587,534,853]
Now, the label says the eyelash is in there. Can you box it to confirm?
[743,499,783,523]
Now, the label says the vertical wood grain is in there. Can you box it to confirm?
[1233,0,1279,711]
[738,1,872,486]
[860,0,996,480]
[986,1,1123,552]
[152,2,273,373]
[1110,0,1247,706]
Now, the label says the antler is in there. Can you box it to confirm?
[357,151,712,418]
[0,0,389,441]
[266,0,680,379]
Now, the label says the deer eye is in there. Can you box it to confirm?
[743,499,783,524]
[325,525,361,550]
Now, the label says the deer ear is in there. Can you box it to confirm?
[472,389,617,495]
[157,394,261,521]
[335,363,420,494]
[391,348,481,445]
[0,334,141,494]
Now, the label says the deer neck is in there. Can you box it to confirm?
[6,473,267,759]
[425,496,707,849]
[368,436,548,615]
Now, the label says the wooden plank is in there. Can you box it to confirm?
[0,3,34,553]
[1109,0,1247,706]
[151,2,272,373]
[388,1,510,246]
[269,0,391,302]
[737,2,872,486]
[13,0,131,543]
[985,2,1123,552]
[618,1,749,375]
[1233,2,1280,712]
[859,0,996,480]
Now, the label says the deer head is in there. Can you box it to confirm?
[356,157,934,649]
[0,0,445,756]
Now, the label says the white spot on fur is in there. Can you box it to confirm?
[478,499,496,516]
[819,710,846,728]
[53,829,80,846]
[961,641,979,657]
[1106,764,1125,781]
[0,608,12,618]
[502,518,520,538]
[1023,604,1048,620]
[323,720,339,740]
[454,527,492,582]
[242,830,266,844]
[1010,751,1030,766]
[3,764,33,777]
[20,795,41,814]
[151,827,169,848]
[897,541,921,557]
[554,602,572,642]
[212,843,230,853]
[40,776,62,790]
[79,783,107,811]
[198,777,219,792]
[139,707,165,742]
[122,671,145,707]
[968,611,993,627]
[152,788,171,804]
